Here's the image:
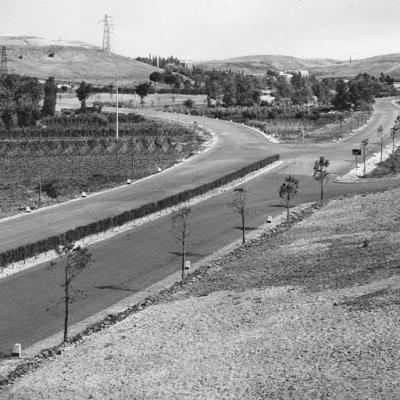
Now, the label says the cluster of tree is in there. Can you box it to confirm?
[204,70,262,106]
[136,55,182,68]
[0,75,60,130]
[332,73,397,111]
[161,64,397,111]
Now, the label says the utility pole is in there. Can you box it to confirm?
[116,81,119,139]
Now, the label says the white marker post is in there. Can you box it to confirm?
[12,343,21,357]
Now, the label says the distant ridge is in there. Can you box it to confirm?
[0,36,161,86]
[196,53,400,79]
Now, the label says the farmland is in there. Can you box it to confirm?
[0,112,204,217]
[58,92,208,110]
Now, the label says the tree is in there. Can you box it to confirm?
[164,72,178,89]
[42,76,58,117]
[55,243,92,342]
[229,188,248,244]
[171,207,191,282]
[149,71,162,89]
[279,176,299,222]
[0,74,42,128]
[361,138,369,177]
[41,179,62,201]
[183,98,194,111]
[76,81,92,110]
[135,82,152,106]
[332,79,352,111]
[313,156,330,201]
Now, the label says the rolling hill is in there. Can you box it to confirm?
[196,53,400,79]
[0,36,161,86]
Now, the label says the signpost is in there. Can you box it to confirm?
[352,148,361,173]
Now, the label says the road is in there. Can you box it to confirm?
[0,97,399,354]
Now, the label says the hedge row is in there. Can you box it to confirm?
[0,154,279,269]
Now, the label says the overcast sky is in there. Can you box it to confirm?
[1,0,399,61]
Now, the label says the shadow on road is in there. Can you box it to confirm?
[233,226,258,231]
[95,285,139,292]
[169,251,205,257]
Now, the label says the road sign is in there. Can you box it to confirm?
[352,149,361,156]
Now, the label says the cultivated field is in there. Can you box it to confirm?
[4,187,400,398]
[0,113,204,217]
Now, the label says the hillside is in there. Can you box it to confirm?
[196,53,400,79]
[196,54,340,75]
[3,187,400,398]
[0,36,160,86]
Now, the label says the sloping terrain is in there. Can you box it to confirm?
[309,53,400,79]
[196,54,340,75]
[4,187,400,399]
[0,36,160,85]
[197,53,400,79]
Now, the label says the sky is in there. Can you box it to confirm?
[1,0,400,61]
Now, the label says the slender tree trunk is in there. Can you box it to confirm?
[286,198,290,222]
[241,210,245,244]
[380,134,383,162]
[64,265,69,342]
[363,148,366,177]
[320,179,324,201]
[131,150,134,179]
[38,175,42,209]
[181,238,185,282]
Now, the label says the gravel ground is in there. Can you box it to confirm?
[3,188,400,399]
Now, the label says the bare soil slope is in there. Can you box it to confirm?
[4,187,400,399]
[0,36,160,85]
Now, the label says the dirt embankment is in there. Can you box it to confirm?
[4,188,400,399]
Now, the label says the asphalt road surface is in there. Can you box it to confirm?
[0,98,399,354]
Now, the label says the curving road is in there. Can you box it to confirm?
[0,97,399,354]
[0,114,273,253]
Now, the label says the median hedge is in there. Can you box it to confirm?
[0,154,279,269]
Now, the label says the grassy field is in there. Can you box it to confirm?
[59,92,207,110]
[1,36,159,86]
[4,187,400,398]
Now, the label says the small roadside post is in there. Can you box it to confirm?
[361,138,369,177]
[377,125,383,162]
[352,148,361,175]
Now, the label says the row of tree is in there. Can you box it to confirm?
[171,155,330,282]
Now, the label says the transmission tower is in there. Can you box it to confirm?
[100,14,114,53]
[0,46,10,76]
